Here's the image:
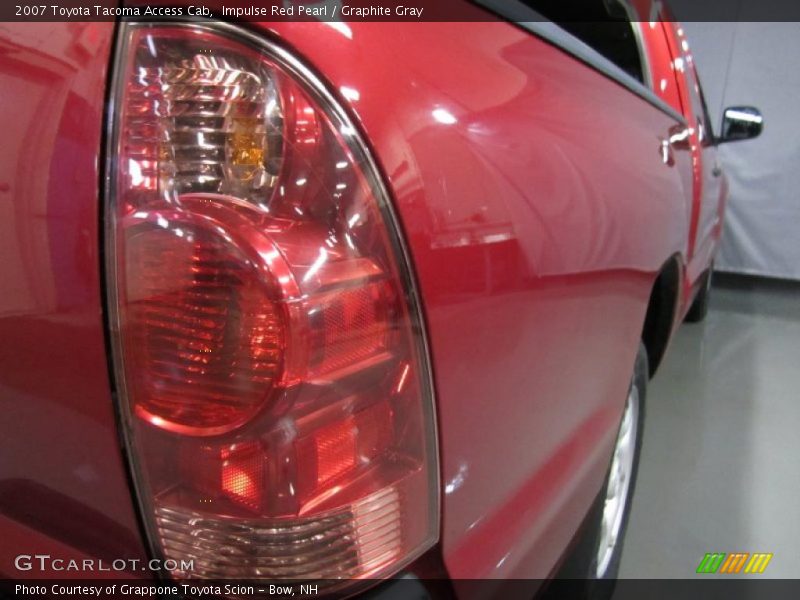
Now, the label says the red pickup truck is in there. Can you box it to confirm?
[0,1,762,598]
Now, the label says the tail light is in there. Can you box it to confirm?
[105,23,438,588]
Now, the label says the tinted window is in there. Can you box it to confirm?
[524,0,645,84]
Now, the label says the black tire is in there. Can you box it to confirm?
[685,267,713,323]
[543,343,648,600]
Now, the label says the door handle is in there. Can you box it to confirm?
[712,165,723,178]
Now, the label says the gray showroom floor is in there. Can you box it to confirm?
[618,274,800,579]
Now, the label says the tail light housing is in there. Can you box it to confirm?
[105,23,438,588]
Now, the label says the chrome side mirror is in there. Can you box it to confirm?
[719,106,763,143]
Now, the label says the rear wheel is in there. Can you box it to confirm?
[591,344,646,583]
[545,343,647,599]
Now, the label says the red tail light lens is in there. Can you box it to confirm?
[124,213,286,434]
[106,23,438,587]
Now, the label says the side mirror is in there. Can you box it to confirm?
[719,106,763,143]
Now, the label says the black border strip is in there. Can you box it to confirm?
[5,578,800,599]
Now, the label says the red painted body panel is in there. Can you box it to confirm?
[257,19,694,579]
[0,23,147,571]
[0,12,723,585]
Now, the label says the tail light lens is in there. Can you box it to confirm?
[106,23,438,587]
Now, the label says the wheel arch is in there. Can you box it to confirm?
[641,255,683,377]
